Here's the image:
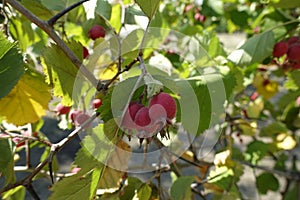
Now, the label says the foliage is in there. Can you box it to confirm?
[0,0,300,199]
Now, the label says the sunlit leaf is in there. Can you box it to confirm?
[0,69,51,125]
[0,33,25,98]
[21,0,53,20]
[49,168,101,200]
[170,176,194,200]
[276,133,296,150]
[1,185,25,200]
[137,184,152,200]
[0,139,15,186]
[228,31,275,66]
[42,41,82,105]
[135,0,160,19]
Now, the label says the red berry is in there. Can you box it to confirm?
[194,13,206,22]
[149,92,177,119]
[88,25,105,40]
[121,102,143,129]
[55,103,71,115]
[92,99,102,109]
[272,41,288,57]
[134,107,151,127]
[69,110,82,122]
[83,46,89,59]
[149,104,167,122]
[74,113,91,128]
[287,36,300,45]
[287,44,300,62]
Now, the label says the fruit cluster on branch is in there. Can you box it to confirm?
[121,92,177,141]
[272,36,300,70]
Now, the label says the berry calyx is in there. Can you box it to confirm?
[88,25,106,40]
[55,103,71,115]
[92,99,102,109]
[272,41,288,58]
[287,44,300,62]
[149,92,177,119]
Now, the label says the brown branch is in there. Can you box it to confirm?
[1,131,52,147]
[5,0,99,88]
[0,113,99,194]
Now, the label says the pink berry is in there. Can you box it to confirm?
[69,110,82,123]
[88,25,105,40]
[121,102,143,129]
[55,103,71,115]
[149,92,177,119]
[134,107,151,127]
[92,99,102,109]
[272,41,288,58]
[74,113,91,128]
[149,104,167,122]
[83,46,89,59]
[287,44,300,62]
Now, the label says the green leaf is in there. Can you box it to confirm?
[228,31,275,66]
[21,0,53,20]
[0,69,51,125]
[256,172,279,194]
[95,0,112,20]
[137,184,152,200]
[49,168,102,200]
[170,176,194,200]
[1,185,25,200]
[135,0,160,19]
[0,139,15,186]
[41,0,66,11]
[176,73,230,135]
[290,70,300,88]
[42,41,82,105]
[0,33,25,98]
[120,177,143,200]
[271,0,300,8]
[260,122,288,137]
[245,140,277,164]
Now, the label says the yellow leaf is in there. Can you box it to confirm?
[98,64,118,80]
[276,133,296,150]
[237,119,257,136]
[253,74,278,100]
[0,70,51,125]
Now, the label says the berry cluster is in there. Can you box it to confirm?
[121,92,177,140]
[55,99,102,128]
[272,36,300,70]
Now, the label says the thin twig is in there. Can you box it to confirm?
[47,0,90,26]
[0,112,99,194]
[1,131,52,147]
[6,0,99,88]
